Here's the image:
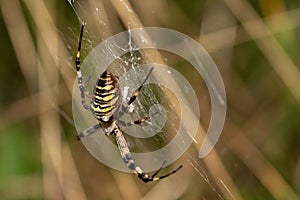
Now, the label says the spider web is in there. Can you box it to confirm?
[61,1,230,199]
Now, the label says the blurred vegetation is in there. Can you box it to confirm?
[0,0,299,199]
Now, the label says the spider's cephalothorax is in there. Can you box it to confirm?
[75,24,182,183]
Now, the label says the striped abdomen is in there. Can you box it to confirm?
[91,70,120,122]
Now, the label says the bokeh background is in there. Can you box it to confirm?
[0,0,300,199]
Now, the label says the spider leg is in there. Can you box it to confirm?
[151,164,183,181]
[117,108,161,130]
[77,123,101,140]
[118,116,150,127]
[118,67,154,117]
[113,126,182,183]
[127,67,154,106]
[84,75,93,98]
[76,24,91,110]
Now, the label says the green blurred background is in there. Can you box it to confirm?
[0,0,299,199]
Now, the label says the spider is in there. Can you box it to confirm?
[75,24,182,183]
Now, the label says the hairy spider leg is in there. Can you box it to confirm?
[76,24,91,110]
[77,105,150,140]
[77,113,150,140]
[114,127,183,183]
[117,109,163,128]
[118,116,150,127]
[117,67,154,117]
[77,123,101,140]
[113,67,154,130]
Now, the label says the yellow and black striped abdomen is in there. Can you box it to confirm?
[91,70,120,122]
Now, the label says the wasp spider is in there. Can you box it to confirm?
[75,24,182,183]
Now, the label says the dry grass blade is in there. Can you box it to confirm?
[200,8,300,53]
[0,84,70,130]
[16,0,87,199]
[194,126,242,200]
[109,0,242,199]
[1,0,298,199]
[225,122,299,200]
[0,0,37,91]
[225,0,300,104]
